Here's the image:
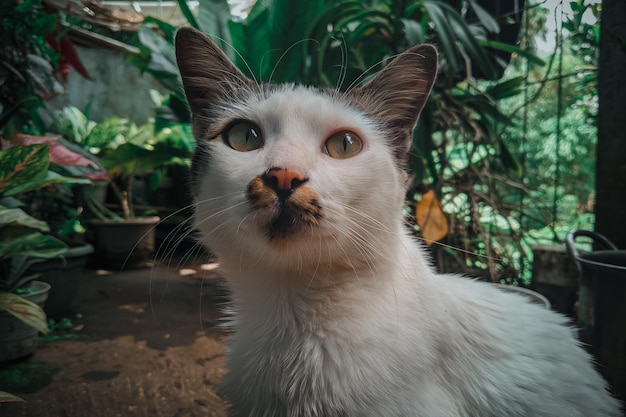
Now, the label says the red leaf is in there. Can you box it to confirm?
[60,36,92,81]
[46,34,92,81]
[7,134,99,168]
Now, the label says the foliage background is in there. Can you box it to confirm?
[127,0,599,284]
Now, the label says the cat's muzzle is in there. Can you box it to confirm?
[247,169,323,240]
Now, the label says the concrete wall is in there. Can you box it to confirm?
[49,46,166,124]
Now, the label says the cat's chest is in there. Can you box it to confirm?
[223,323,387,417]
[220,290,444,417]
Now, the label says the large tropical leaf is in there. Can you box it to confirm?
[196,0,232,54]
[433,1,498,79]
[421,1,463,72]
[0,144,48,197]
[136,23,184,96]
[9,133,102,170]
[0,229,67,260]
[175,0,200,30]
[99,142,190,175]
[486,76,526,100]
[228,3,273,80]
[401,18,425,46]
[0,292,48,334]
[479,40,546,67]
[467,0,500,34]
[3,170,91,197]
[0,205,49,232]
[0,391,25,403]
[155,93,192,129]
[267,0,325,83]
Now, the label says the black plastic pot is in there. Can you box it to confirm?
[0,281,51,363]
[566,230,626,400]
[90,216,160,268]
[28,241,94,318]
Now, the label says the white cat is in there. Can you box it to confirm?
[175,27,622,417]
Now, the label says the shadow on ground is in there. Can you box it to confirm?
[0,259,231,417]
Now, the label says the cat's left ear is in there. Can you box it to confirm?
[175,27,253,128]
[350,45,438,158]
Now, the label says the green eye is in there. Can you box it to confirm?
[224,121,263,152]
[324,131,363,159]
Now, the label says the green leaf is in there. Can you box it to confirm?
[142,16,177,42]
[196,0,232,53]
[0,229,67,260]
[175,0,200,29]
[0,206,49,232]
[486,76,525,100]
[100,142,190,175]
[423,1,463,72]
[402,18,425,45]
[435,1,498,79]
[479,40,546,67]
[228,6,273,80]
[0,292,48,335]
[155,94,192,129]
[267,0,325,82]
[5,171,90,197]
[85,117,131,149]
[411,104,439,186]
[569,1,583,13]
[136,25,184,96]
[0,144,49,198]
[468,0,500,34]
[56,106,94,144]
[499,138,523,177]
[0,391,25,403]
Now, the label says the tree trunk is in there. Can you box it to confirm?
[596,0,626,249]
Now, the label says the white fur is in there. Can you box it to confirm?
[193,87,622,416]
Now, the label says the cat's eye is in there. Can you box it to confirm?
[323,131,363,159]
[223,121,264,152]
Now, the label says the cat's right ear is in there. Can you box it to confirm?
[175,27,253,115]
[350,45,438,159]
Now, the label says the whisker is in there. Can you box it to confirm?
[207,34,260,86]
[343,51,406,94]
[268,39,320,84]
[335,33,348,91]
[425,239,505,263]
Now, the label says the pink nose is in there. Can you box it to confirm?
[262,168,307,194]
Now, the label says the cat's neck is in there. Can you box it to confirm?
[219,230,435,322]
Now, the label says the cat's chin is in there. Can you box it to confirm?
[258,206,318,246]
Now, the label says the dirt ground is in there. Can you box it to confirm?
[0,259,231,417]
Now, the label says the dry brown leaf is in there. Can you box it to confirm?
[415,190,449,245]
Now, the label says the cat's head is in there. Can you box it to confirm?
[175,27,436,273]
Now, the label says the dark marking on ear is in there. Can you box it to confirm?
[346,45,438,161]
[175,27,255,141]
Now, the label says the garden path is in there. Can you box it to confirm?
[1,258,230,417]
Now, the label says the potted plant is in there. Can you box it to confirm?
[56,109,193,267]
[4,133,103,317]
[1,0,97,323]
[0,143,70,362]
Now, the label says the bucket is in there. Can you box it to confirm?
[566,230,626,400]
